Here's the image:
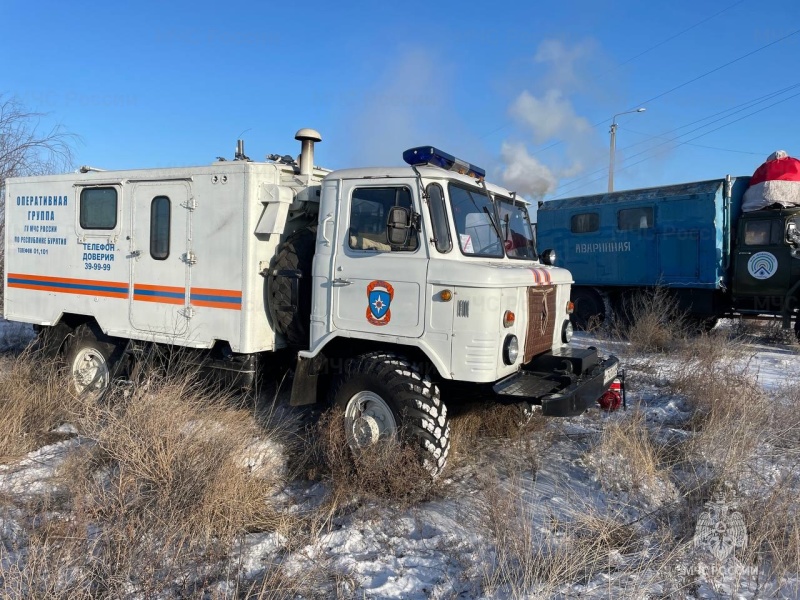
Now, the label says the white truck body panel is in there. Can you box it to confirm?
[5,162,326,353]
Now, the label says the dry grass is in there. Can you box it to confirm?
[590,410,666,496]
[0,347,89,461]
[0,361,295,598]
[295,408,441,510]
[611,286,691,354]
[448,402,545,459]
[478,474,644,596]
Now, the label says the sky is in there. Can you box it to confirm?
[3,0,800,202]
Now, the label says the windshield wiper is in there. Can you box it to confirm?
[478,180,504,243]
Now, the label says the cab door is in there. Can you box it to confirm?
[330,181,427,338]
[732,214,792,298]
[129,181,191,334]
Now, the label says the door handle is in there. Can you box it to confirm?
[321,213,333,246]
[333,277,352,286]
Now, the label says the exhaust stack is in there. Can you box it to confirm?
[295,128,322,177]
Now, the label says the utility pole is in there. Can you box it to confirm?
[608,108,646,193]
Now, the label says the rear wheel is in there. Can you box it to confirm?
[331,352,450,476]
[65,324,122,397]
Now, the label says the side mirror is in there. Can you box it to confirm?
[387,206,412,246]
[787,222,799,245]
[541,248,556,266]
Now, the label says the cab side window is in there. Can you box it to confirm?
[349,187,418,252]
[744,220,771,246]
[79,187,117,230]
[426,183,451,253]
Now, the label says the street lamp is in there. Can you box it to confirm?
[608,107,646,192]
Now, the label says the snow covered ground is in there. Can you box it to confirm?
[0,322,798,599]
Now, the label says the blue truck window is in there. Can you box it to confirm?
[79,187,117,230]
[150,196,171,260]
[618,207,653,231]
[571,213,599,233]
[426,183,452,253]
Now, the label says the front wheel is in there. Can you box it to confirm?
[571,288,607,331]
[331,352,450,476]
[65,324,123,397]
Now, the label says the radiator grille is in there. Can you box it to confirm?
[524,285,556,363]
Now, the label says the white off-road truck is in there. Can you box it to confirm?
[4,130,620,473]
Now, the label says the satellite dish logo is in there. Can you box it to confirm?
[747,252,778,280]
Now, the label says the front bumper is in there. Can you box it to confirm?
[493,347,620,417]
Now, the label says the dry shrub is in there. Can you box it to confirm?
[590,410,666,496]
[769,381,800,451]
[0,348,86,462]
[738,484,800,585]
[613,286,689,353]
[479,476,641,595]
[448,402,545,457]
[0,371,290,598]
[671,336,769,480]
[297,408,440,509]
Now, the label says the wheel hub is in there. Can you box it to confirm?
[72,348,109,393]
[352,414,382,446]
[344,391,397,449]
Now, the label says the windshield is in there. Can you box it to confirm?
[497,197,538,260]
[448,183,505,257]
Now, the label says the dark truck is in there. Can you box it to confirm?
[537,176,800,337]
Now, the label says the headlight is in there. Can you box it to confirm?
[562,320,573,343]
[503,335,519,365]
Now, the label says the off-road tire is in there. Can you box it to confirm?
[571,287,606,331]
[65,323,122,397]
[330,352,450,476]
[268,225,317,348]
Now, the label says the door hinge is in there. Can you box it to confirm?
[183,251,197,265]
[181,305,195,319]
[182,197,197,210]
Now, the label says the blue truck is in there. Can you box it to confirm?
[537,176,800,337]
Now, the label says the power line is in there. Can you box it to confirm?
[490,27,800,164]
[629,28,800,111]
[479,1,749,141]
[549,89,800,199]
[553,83,800,195]
[614,0,748,70]
[619,126,765,156]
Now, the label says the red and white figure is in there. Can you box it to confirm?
[742,150,800,212]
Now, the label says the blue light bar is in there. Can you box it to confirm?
[403,146,486,179]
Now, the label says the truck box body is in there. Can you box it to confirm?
[5,162,326,353]
[538,176,800,331]
[537,177,751,290]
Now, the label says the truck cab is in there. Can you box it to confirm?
[732,208,800,322]
[283,147,619,423]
